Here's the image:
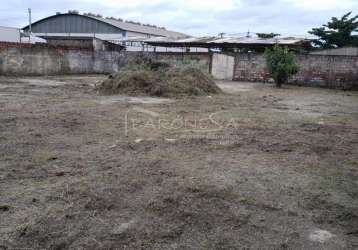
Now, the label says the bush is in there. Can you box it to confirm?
[265,45,299,87]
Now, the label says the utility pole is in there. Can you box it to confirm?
[246,30,250,38]
[28,8,32,33]
[28,8,32,42]
[218,32,225,38]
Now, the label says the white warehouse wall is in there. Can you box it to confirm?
[0,26,20,43]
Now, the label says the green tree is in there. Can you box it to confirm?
[256,33,280,39]
[309,12,358,48]
[265,45,299,88]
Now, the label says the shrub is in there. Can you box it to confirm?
[264,45,299,87]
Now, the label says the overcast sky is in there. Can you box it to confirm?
[0,0,357,37]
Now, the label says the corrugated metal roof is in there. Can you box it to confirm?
[89,15,188,38]
[23,13,188,39]
[210,37,306,45]
[142,36,308,45]
[144,36,177,42]
[175,36,218,43]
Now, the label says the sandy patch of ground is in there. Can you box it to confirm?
[95,96,174,105]
[217,80,262,93]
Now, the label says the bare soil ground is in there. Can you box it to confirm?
[0,75,358,250]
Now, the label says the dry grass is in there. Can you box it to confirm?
[97,62,222,98]
[0,76,358,249]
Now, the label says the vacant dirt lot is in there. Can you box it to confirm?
[0,75,357,249]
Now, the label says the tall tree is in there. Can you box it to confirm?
[309,12,358,48]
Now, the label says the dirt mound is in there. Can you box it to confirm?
[97,63,222,98]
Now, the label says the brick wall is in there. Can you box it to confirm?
[0,42,33,49]
[0,41,98,51]
[233,53,358,89]
[153,52,211,72]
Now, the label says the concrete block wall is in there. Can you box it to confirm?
[0,44,211,76]
[233,53,358,89]
[0,45,124,75]
[1,43,356,90]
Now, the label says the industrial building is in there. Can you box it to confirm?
[0,26,21,43]
[20,11,310,52]
[0,26,46,44]
[23,12,188,41]
[21,12,188,51]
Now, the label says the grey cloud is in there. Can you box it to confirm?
[0,0,357,36]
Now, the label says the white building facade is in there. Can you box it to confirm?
[0,26,21,43]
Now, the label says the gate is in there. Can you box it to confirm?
[211,53,235,80]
